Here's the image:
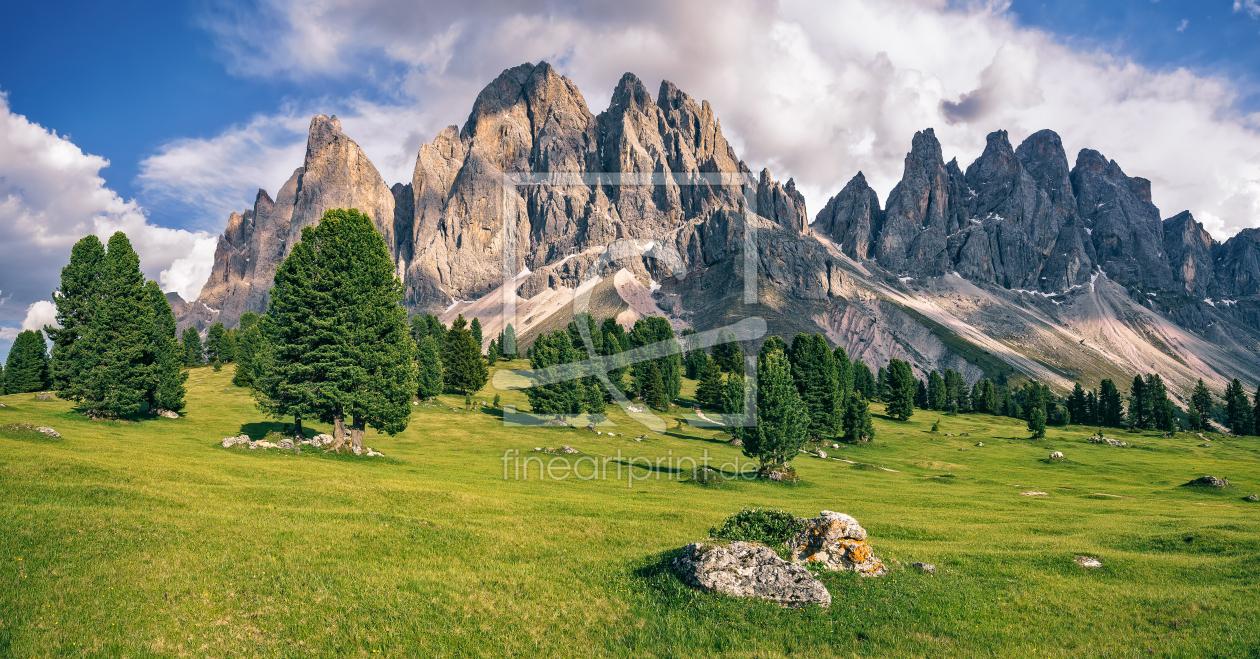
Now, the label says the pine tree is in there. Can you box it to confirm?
[721,372,746,414]
[261,209,416,449]
[46,234,105,400]
[77,232,156,417]
[636,361,666,411]
[694,353,725,410]
[852,360,875,399]
[525,329,584,414]
[927,370,946,410]
[1127,375,1150,429]
[971,380,985,413]
[1098,378,1124,427]
[1147,374,1176,432]
[915,379,928,409]
[4,330,50,393]
[501,322,518,358]
[943,369,967,411]
[788,334,841,438]
[219,329,237,363]
[1189,378,1213,431]
[470,317,484,355]
[239,312,260,332]
[884,359,916,421]
[876,366,888,402]
[205,323,227,363]
[1085,389,1098,425]
[416,335,444,399]
[233,321,265,388]
[1068,383,1087,425]
[487,339,499,366]
[1224,378,1253,436]
[834,345,853,401]
[740,348,809,473]
[1028,407,1047,438]
[842,391,875,443]
[600,327,629,395]
[983,379,998,415]
[711,330,744,373]
[145,281,187,413]
[443,315,488,395]
[181,327,203,366]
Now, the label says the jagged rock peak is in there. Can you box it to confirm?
[1015,129,1074,217]
[815,171,883,260]
[757,169,807,233]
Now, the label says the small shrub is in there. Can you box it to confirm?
[709,507,805,546]
[493,393,501,408]
[213,360,223,372]
[930,420,940,433]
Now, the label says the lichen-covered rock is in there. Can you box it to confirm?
[310,434,332,448]
[1184,475,1230,488]
[1049,451,1064,460]
[277,438,295,450]
[672,541,831,608]
[34,427,61,439]
[789,511,887,577]
[1087,436,1127,447]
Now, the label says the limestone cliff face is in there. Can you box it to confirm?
[872,128,964,276]
[814,172,882,260]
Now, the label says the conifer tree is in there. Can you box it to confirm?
[443,315,487,395]
[740,348,809,473]
[842,391,875,443]
[711,330,744,373]
[876,366,888,402]
[833,345,853,401]
[501,322,518,358]
[1127,375,1150,429]
[487,339,499,366]
[525,329,584,414]
[721,372,746,414]
[971,380,986,413]
[205,323,227,363]
[983,379,998,415]
[181,327,203,366]
[470,317,484,355]
[915,379,928,409]
[4,330,50,393]
[1147,374,1176,432]
[852,360,875,399]
[416,335,444,399]
[1224,378,1252,436]
[1189,378,1212,431]
[262,209,416,449]
[1028,407,1047,438]
[884,359,916,421]
[144,281,187,412]
[788,334,841,438]
[239,312,260,332]
[600,326,629,395]
[1098,379,1124,427]
[944,369,967,411]
[219,329,237,363]
[694,353,724,410]
[927,370,946,410]
[1067,383,1087,425]
[77,232,156,417]
[47,234,105,399]
[636,361,666,410]
[233,321,265,388]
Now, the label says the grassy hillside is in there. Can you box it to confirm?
[1,363,1258,657]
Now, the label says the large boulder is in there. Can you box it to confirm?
[789,511,888,577]
[1184,475,1230,488]
[672,541,831,609]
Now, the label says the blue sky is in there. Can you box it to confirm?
[2,0,1259,360]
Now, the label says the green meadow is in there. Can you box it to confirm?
[1,362,1258,657]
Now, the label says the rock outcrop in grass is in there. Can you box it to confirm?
[789,511,888,577]
[672,541,831,609]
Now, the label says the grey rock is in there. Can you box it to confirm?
[1184,475,1230,488]
[277,438,295,450]
[910,562,936,574]
[154,409,180,419]
[757,169,808,233]
[34,426,61,439]
[672,541,831,608]
[1048,451,1065,460]
[1087,435,1128,447]
[815,171,883,259]
[35,393,53,401]
[1245,494,1258,502]
[221,434,250,448]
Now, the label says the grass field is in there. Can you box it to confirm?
[2,361,1259,657]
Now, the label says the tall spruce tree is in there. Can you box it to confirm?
[884,359,916,421]
[943,369,966,411]
[4,330,50,393]
[1224,378,1252,436]
[1127,375,1151,429]
[694,353,724,410]
[233,321,265,388]
[739,347,810,473]
[255,240,317,437]
[525,329,585,414]
[721,372,746,414]
[470,317,484,355]
[852,360,875,399]
[416,335,444,399]
[76,232,156,417]
[788,334,841,439]
[1098,379,1124,427]
[144,281,187,412]
[47,234,105,399]
[971,380,986,413]
[1028,407,1047,438]
[1147,374,1176,432]
[1068,383,1087,425]
[261,209,416,449]
[915,379,928,409]
[500,323,518,358]
[876,366,888,402]
[927,370,946,410]
[181,327,203,366]
[842,391,875,443]
[711,330,744,373]
[834,345,853,401]
[205,323,228,363]
[443,315,487,395]
[1189,379,1213,431]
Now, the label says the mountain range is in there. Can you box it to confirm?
[172,61,1260,402]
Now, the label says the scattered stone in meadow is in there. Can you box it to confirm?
[311,434,332,448]
[412,401,418,406]
[1020,491,1049,496]
[961,432,970,436]
[816,450,827,459]
[1183,475,1230,488]
[910,562,936,574]
[221,435,250,448]
[1087,436,1128,447]
[277,438,295,450]
[975,442,984,447]
[560,445,579,454]
[1074,555,1103,568]
[153,409,180,419]
[672,541,831,609]
[366,449,384,457]
[945,433,954,437]
[542,417,568,427]
[789,511,887,577]
[35,393,53,401]
[1245,494,1258,502]
[0,403,6,408]
[728,437,743,447]
[1201,443,1212,448]
[627,405,645,413]
[1048,451,1065,461]
[31,426,61,438]
[248,441,258,449]
[831,443,840,449]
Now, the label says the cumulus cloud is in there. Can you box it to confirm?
[173,0,1260,243]
[0,92,217,338]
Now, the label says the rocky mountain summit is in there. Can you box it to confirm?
[180,60,1260,398]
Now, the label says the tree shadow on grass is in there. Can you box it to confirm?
[238,421,289,440]
[478,406,504,419]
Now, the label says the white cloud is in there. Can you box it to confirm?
[1176,19,1189,32]
[174,0,1260,243]
[0,91,216,336]
[21,301,57,332]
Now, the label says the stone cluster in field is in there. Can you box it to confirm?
[153,409,180,419]
[1049,451,1065,461]
[910,562,936,574]
[1087,435,1128,447]
[672,541,832,609]
[6,423,64,438]
[1184,475,1230,488]
[219,433,385,456]
[789,511,888,577]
